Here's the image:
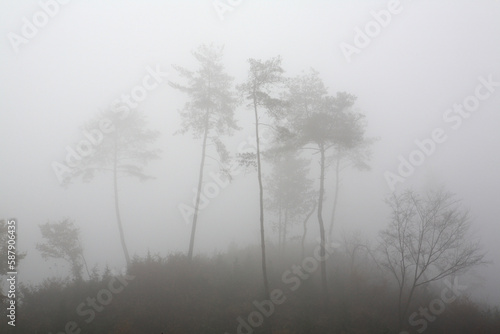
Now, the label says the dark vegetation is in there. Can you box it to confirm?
[2,244,499,334]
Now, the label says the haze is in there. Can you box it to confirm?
[1,0,499,332]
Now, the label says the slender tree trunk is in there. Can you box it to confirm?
[328,154,341,241]
[254,94,270,299]
[400,281,418,330]
[278,206,282,250]
[317,144,329,308]
[400,237,422,328]
[77,238,91,279]
[113,144,130,265]
[283,209,288,251]
[397,284,405,329]
[188,112,210,260]
[301,201,316,258]
[81,253,91,279]
[396,272,408,330]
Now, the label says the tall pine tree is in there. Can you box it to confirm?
[171,44,239,260]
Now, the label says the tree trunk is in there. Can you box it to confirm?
[278,205,282,250]
[317,144,329,308]
[396,272,408,330]
[399,281,418,330]
[328,153,341,241]
[301,201,316,258]
[77,238,91,279]
[397,284,405,329]
[254,94,270,299]
[113,143,131,265]
[283,209,288,251]
[187,113,210,260]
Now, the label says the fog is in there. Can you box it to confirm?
[1,0,500,332]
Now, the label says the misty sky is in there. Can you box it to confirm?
[1,0,499,305]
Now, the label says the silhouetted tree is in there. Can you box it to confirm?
[278,70,366,307]
[170,44,239,260]
[379,189,487,330]
[63,109,160,265]
[239,56,285,298]
[37,218,89,280]
[301,200,317,258]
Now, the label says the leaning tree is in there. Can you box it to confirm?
[37,218,90,280]
[170,44,239,260]
[62,109,160,265]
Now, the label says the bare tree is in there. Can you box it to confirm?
[379,189,487,330]
[339,230,382,282]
